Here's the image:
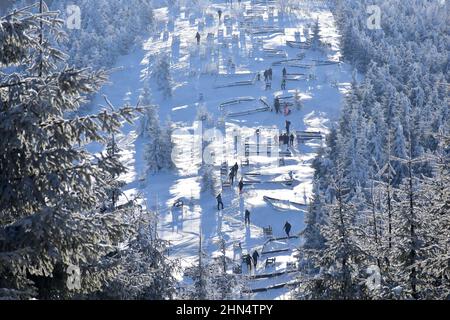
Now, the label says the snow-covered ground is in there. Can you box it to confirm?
[90,0,354,299]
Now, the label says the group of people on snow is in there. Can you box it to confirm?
[239,221,293,273]
[216,163,245,211]
[263,68,273,82]
[280,132,295,147]
[244,250,260,271]
[273,97,291,116]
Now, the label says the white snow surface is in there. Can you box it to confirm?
[89,1,355,300]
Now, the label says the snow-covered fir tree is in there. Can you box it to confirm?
[142,105,175,174]
[300,0,449,300]
[298,165,372,300]
[0,4,175,300]
[139,82,174,174]
[181,235,245,300]
[153,54,173,99]
[310,18,322,49]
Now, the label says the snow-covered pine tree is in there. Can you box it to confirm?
[153,54,173,99]
[0,4,174,300]
[138,85,153,137]
[141,101,174,174]
[94,204,178,300]
[182,234,208,300]
[304,0,450,300]
[209,235,246,300]
[182,234,245,300]
[417,133,450,299]
[161,117,175,170]
[310,18,322,49]
[302,182,326,252]
[298,181,327,278]
[143,104,164,174]
[49,0,155,68]
[298,164,371,300]
[388,130,429,299]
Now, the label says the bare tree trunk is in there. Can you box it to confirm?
[370,179,381,268]
[407,135,417,299]
[336,175,349,299]
[387,130,393,250]
[39,0,43,77]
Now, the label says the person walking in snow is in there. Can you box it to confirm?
[217,193,224,210]
[252,250,260,268]
[268,68,273,81]
[290,133,295,147]
[233,162,239,176]
[218,9,222,21]
[281,78,286,90]
[274,97,281,114]
[195,32,201,45]
[245,254,253,272]
[285,120,291,135]
[283,221,292,237]
[238,178,244,194]
[263,70,268,82]
[244,209,251,226]
[282,67,287,78]
[229,169,235,185]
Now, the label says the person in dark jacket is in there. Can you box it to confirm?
[290,133,295,146]
[233,162,239,176]
[285,120,291,135]
[218,9,222,21]
[274,97,281,114]
[252,250,260,268]
[283,221,292,237]
[281,78,286,90]
[195,32,201,45]
[282,67,287,78]
[238,178,244,194]
[229,169,235,185]
[283,133,289,146]
[268,68,273,80]
[245,254,253,272]
[244,209,251,226]
[217,193,224,210]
